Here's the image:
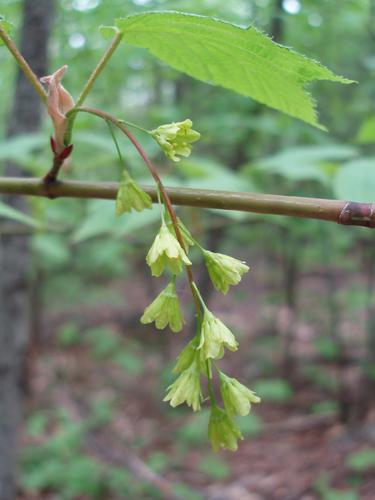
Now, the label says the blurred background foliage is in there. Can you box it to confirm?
[1,0,375,498]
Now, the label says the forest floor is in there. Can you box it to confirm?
[18,269,375,500]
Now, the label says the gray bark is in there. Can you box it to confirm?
[0,1,53,498]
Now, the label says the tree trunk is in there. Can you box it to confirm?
[0,1,53,498]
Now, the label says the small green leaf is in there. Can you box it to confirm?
[116,12,354,129]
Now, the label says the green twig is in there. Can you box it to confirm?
[64,31,124,145]
[0,24,47,104]
[0,177,374,228]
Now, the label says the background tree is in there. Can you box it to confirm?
[0,1,54,497]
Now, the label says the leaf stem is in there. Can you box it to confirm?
[119,119,149,134]
[75,31,123,108]
[106,120,125,168]
[64,31,124,145]
[0,24,47,104]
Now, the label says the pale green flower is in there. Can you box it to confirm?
[146,221,192,277]
[140,280,184,333]
[172,337,200,374]
[116,170,152,215]
[208,406,243,452]
[198,309,239,360]
[163,361,202,411]
[203,250,249,294]
[219,372,261,417]
[151,119,200,162]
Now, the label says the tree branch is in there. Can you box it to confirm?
[0,176,374,228]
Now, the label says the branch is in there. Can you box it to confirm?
[0,176,374,228]
[0,24,47,104]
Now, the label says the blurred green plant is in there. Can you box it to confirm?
[347,449,375,473]
[198,455,231,480]
[252,378,293,403]
[315,473,359,500]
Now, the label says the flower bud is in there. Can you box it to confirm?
[146,221,192,277]
[219,372,260,417]
[163,361,202,411]
[40,66,74,154]
[203,250,249,294]
[116,171,152,215]
[198,309,238,360]
[172,337,200,374]
[140,281,184,333]
[151,119,200,162]
[208,406,243,452]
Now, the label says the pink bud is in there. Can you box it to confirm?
[41,65,75,154]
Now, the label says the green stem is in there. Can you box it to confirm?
[192,282,208,311]
[0,24,47,104]
[76,31,123,107]
[64,31,124,145]
[119,119,149,134]
[205,360,217,406]
[106,120,125,168]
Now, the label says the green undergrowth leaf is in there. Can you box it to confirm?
[236,412,263,437]
[0,200,40,227]
[198,455,230,480]
[252,378,293,402]
[357,115,375,144]
[72,200,160,243]
[116,11,354,129]
[0,133,44,161]
[333,158,375,202]
[347,449,375,472]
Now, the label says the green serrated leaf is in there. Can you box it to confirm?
[0,16,13,46]
[116,11,354,129]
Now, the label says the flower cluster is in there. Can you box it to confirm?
[134,118,258,452]
[151,119,200,162]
